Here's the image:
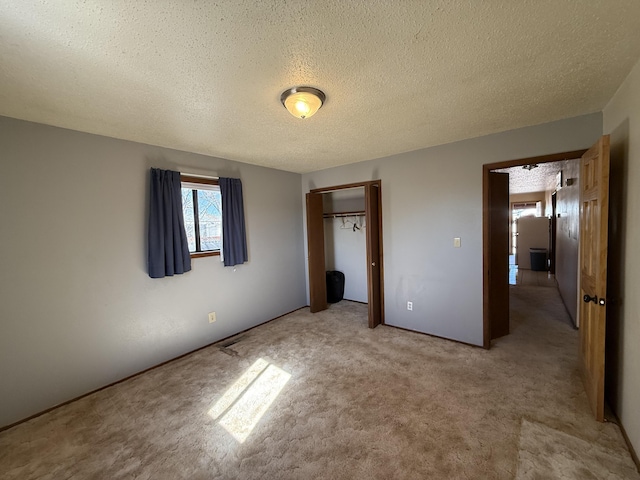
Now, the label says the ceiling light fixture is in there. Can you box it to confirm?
[281,87,325,119]
[522,164,539,171]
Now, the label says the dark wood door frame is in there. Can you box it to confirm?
[482,149,587,349]
[308,180,385,327]
[365,183,382,328]
[306,192,328,313]
[488,172,510,340]
[550,192,557,275]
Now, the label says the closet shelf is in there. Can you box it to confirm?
[323,210,365,218]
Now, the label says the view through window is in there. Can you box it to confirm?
[181,176,222,256]
[511,202,540,255]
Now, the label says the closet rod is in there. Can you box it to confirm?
[323,211,365,218]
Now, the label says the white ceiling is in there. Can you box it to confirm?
[1,2,639,174]
[494,161,575,195]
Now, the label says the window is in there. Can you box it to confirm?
[512,201,541,219]
[511,201,542,255]
[181,175,222,258]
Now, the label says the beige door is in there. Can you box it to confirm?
[578,135,610,422]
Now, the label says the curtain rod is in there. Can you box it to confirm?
[179,172,219,180]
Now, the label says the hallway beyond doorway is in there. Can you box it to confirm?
[509,254,556,287]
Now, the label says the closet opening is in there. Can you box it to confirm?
[306,180,384,328]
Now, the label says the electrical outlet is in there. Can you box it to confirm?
[208,312,217,323]
[407,301,413,311]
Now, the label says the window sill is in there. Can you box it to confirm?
[191,251,220,259]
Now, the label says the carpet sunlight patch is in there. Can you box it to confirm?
[208,358,291,443]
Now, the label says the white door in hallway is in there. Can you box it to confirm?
[578,135,610,422]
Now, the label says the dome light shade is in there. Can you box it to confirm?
[281,87,325,119]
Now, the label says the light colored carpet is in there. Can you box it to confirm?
[0,285,637,479]
[516,419,638,480]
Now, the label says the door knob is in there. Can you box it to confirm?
[371,262,376,266]
[583,294,597,304]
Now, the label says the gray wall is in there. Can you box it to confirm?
[603,57,640,458]
[302,113,602,346]
[553,159,581,323]
[0,116,307,428]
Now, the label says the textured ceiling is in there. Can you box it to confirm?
[494,161,576,195]
[1,2,640,173]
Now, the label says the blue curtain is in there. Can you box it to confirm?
[220,177,248,266]
[148,168,192,278]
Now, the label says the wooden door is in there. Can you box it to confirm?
[579,135,610,422]
[365,183,383,328]
[488,172,510,340]
[306,192,327,313]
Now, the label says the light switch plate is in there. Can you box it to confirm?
[454,237,461,248]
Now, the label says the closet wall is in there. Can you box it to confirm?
[323,190,368,303]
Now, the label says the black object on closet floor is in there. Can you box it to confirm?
[326,271,345,303]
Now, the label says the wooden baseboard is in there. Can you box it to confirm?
[0,306,305,433]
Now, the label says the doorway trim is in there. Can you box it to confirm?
[550,191,557,275]
[482,149,587,349]
[308,180,385,327]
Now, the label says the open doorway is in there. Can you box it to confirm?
[482,149,587,348]
[484,138,612,423]
[492,158,582,326]
[306,180,384,328]
[508,200,544,284]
